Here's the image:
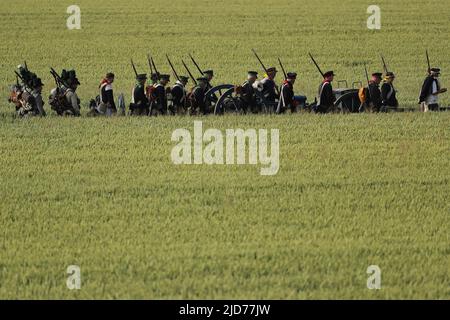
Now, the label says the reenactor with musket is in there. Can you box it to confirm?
[189,77,209,115]
[419,68,447,112]
[88,72,117,116]
[152,74,170,115]
[171,76,189,115]
[276,72,298,114]
[316,71,336,113]
[49,68,81,116]
[130,73,149,116]
[381,72,398,112]
[10,64,46,117]
[308,53,336,113]
[364,72,383,113]
[189,54,217,107]
[260,67,279,106]
[240,71,259,113]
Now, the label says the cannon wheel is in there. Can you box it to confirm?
[214,87,245,115]
[205,84,234,103]
[334,91,360,113]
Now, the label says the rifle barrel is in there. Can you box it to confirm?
[166,54,180,82]
[131,59,138,77]
[182,59,197,86]
[151,57,159,76]
[189,54,204,76]
[426,50,431,72]
[251,49,268,73]
[381,54,389,74]
[308,52,325,78]
[278,57,287,79]
[364,64,372,100]
[147,54,154,75]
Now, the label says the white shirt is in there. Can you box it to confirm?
[426,79,439,104]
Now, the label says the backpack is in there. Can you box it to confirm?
[358,87,367,103]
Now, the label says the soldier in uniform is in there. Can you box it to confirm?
[130,74,149,116]
[240,71,259,113]
[260,67,279,108]
[316,71,336,113]
[152,74,170,115]
[203,70,218,107]
[204,70,214,92]
[89,72,116,116]
[31,77,46,117]
[276,72,298,114]
[150,73,160,86]
[366,72,383,112]
[64,78,81,116]
[381,72,398,112]
[419,68,447,112]
[189,77,208,115]
[171,76,189,115]
[10,66,46,117]
[145,73,159,113]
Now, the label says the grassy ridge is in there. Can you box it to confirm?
[0,0,449,112]
[0,113,448,299]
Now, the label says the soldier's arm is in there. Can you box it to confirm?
[68,92,81,116]
[102,86,116,108]
[194,88,205,108]
[172,87,182,105]
[381,84,389,105]
[134,87,145,106]
[35,94,46,116]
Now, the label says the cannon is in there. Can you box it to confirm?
[332,80,362,113]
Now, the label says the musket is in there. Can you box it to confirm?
[50,69,62,89]
[308,52,325,78]
[278,57,287,80]
[251,48,268,74]
[426,50,431,73]
[147,54,154,75]
[251,49,280,96]
[189,53,204,76]
[364,64,372,100]
[14,71,32,94]
[182,59,197,86]
[24,61,28,71]
[381,54,395,90]
[166,54,180,82]
[50,67,68,88]
[130,59,138,77]
[381,54,389,74]
[358,64,372,113]
[151,57,159,76]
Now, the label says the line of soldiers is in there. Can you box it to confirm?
[126,69,216,116]
[8,64,447,118]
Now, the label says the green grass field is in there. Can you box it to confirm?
[0,0,449,299]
